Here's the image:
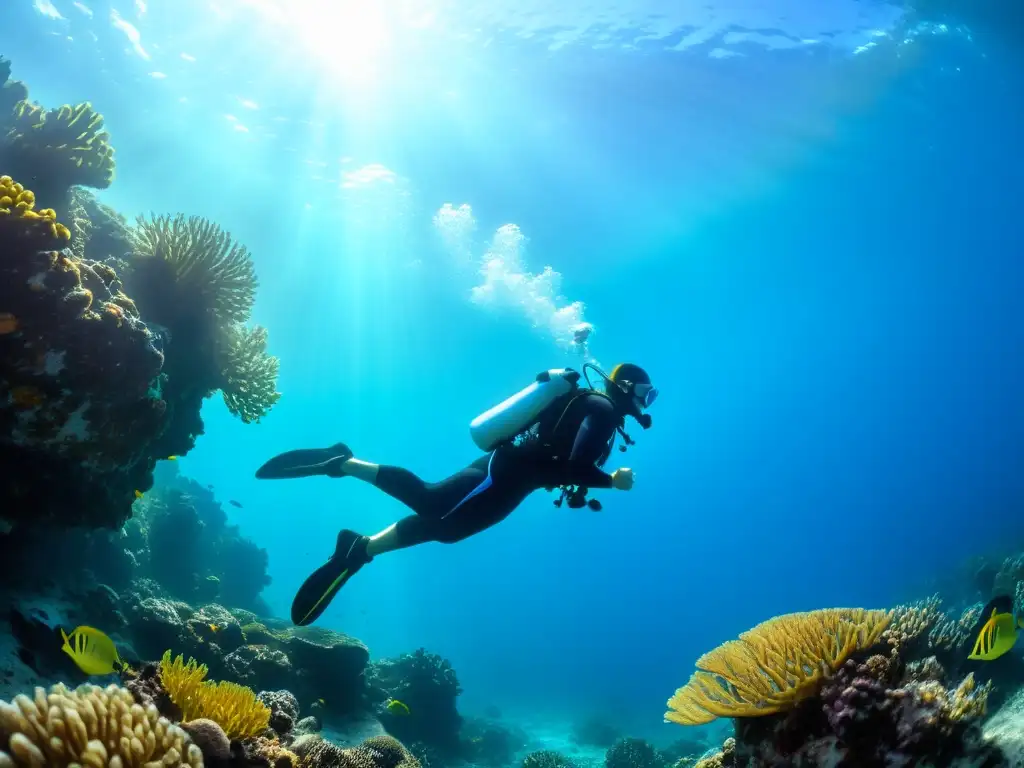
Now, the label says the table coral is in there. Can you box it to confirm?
[0,59,115,213]
[0,175,168,530]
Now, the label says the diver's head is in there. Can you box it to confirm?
[606,363,657,424]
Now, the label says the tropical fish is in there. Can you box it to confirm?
[134,490,144,500]
[0,313,18,334]
[968,595,1024,661]
[60,626,122,676]
[166,455,178,461]
[386,699,411,716]
[209,623,221,633]
[229,500,243,508]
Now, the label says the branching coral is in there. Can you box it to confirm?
[0,175,167,530]
[218,324,281,424]
[0,682,202,768]
[665,608,891,725]
[159,651,271,739]
[129,213,257,325]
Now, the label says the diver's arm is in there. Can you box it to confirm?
[561,397,618,488]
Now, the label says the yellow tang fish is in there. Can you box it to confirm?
[386,699,411,716]
[968,595,1024,661]
[60,626,123,676]
[134,490,144,500]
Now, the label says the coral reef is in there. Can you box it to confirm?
[0,53,280,535]
[521,751,576,768]
[665,608,891,725]
[0,175,167,531]
[293,735,420,768]
[605,738,666,768]
[121,213,279,451]
[666,602,1024,766]
[0,682,202,767]
[0,59,114,214]
[366,650,462,756]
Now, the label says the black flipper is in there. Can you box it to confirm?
[255,442,353,480]
[291,529,372,626]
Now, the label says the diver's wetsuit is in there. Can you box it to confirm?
[370,392,623,545]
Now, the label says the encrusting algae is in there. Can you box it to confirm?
[159,650,271,739]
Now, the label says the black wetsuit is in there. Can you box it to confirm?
[371,391,624,545]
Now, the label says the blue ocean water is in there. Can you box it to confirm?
[2,0,1023,750]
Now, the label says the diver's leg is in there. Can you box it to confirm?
[367,453,533,555]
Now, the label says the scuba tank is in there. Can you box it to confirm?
[470,369,581,452]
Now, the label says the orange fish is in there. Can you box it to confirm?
[0,313,17,334]
[10,386,43,407]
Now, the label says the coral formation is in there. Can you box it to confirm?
[293,735,420,768]
[0,54,280,534]
[116,212,279,455]
[521,750,576,768]
[159,651,271,739]
[0,59,114,214]
[605,738,666,768]
[218,324,282,424]
[0,175,167,530]
[665,608,891,725]
[367,649,462,756]
[0,682,202,767]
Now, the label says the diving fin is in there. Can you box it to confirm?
[255,442,353,480]
[291,529,372,626]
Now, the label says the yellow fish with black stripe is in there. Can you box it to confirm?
[60,625,124,675]
[968,595,1024,661]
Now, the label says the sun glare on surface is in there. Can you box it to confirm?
[239,0,423,90]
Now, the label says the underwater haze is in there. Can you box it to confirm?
[2,0,1024,760]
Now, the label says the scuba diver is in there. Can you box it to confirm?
[256,362,658,626]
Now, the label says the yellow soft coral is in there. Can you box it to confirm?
[665,607,891,725]
[160,651,271,739]
[0,682,203,768]
[0,174,71,241]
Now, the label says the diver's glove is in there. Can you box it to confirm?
[611,468,634,490]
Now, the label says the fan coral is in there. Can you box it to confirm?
[0,682,202,768]
[159,651,271,739]
[218,324,281,424]
[129,213,257,325]
[0,97,115,212]
[0,175,167,530]
[665,608,891,725]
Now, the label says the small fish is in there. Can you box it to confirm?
[10,386,44,408]
[60,626,122,676]
[166,455,178,461]
[968,595,1024,661]
[0,312,18,334]
[134,490,144,500]
[229,500,243,508]
[386,699,411,716]
[209,623,221,633]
